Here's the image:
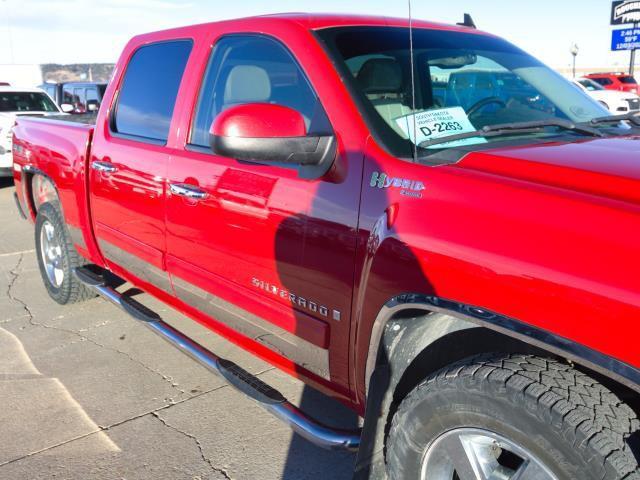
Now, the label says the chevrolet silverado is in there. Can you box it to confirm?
[12,13,640,480]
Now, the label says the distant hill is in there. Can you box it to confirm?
[41,64,115,83]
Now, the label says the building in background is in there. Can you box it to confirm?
[41,63,114,84]
[0,63,115,88]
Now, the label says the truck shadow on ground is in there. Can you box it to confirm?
[280,385,358,479]
[0,178,13,189]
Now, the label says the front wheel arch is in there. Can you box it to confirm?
[356,304,640,478]
[387,353,640,479]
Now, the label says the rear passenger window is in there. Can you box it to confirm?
[113,40,192,142]
[190,35,323,148]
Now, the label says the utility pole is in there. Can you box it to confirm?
[631,22,638,76]
[570,43,579,78]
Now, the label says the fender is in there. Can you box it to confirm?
[21,165,58,219]
[365,293,640,395]
[20,165,104,267]
[354,293,640,479]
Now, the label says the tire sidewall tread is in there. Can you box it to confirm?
[387,353,640,480]
[34,202,94,304]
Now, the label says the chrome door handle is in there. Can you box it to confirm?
[91,161,118,173]
[169,183,208,200]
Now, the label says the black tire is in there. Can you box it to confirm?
[387,353,640,480]
[35,202,95,304]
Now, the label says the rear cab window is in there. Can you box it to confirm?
[112,40,192,143]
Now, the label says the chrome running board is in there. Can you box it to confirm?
[74,267,361,451]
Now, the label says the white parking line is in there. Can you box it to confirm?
[0,250,35,258]
[0,327,120,460]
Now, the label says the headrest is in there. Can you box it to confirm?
[224,65,271,104]
[356,58,403,94]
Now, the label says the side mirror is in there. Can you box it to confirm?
[87,100,99,112]
[60,103,74,113]
[210,103,336,179]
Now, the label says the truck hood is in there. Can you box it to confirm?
[590,90,638,102]
[456,135,640,204]
[0,111,61,119]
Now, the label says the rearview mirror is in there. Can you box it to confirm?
[210,103,336,179]
[60,103,74,113]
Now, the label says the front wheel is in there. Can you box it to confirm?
[35,202,95,304]
[387,353,640,480]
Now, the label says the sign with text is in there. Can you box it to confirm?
[612,27,640,50]
[611,1,640,25]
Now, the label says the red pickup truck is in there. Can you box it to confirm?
[12,13,640,480]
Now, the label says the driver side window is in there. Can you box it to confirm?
[189,35,322,148]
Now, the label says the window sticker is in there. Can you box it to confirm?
[395,107,487,148]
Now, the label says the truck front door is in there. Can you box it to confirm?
[165,34,362,390]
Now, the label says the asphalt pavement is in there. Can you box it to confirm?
[0,178,357,479]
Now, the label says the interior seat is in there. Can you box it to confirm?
[223,64,272,109]
[221,64,311,128]
[356,58,413,135]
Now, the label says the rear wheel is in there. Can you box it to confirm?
[387,353,640,480]
[35,202,95,304]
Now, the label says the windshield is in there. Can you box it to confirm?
[578,78,604,91]
[317,26,607,158]
[0,91,58,113]
[620,75,638,84]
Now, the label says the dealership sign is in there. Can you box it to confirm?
[612,27,640,50]
[611,1,640,25]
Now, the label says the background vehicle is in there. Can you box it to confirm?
[585,71,640,95]
[12,14,640,479]
[434,70,555,114]
[0,86,62,177]
[574,77,640,113]
[39,81,107,113]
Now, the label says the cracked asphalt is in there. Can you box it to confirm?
[0,178,357,479]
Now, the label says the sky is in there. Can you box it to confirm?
[0,0,633,69]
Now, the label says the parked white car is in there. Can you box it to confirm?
[0,87,63,177]
[574,77,640,114]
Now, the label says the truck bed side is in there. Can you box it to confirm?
[12,117,102,265]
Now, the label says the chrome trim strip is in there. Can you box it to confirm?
[172,275,331,380]
[365,293,640,394]
[67,225,86,250]
[97,239,175,297]
[88,282,360,451]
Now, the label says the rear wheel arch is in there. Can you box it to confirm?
[34,201,94,304]
[30,172,60,212]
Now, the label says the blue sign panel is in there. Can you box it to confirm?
[612,27,640,50]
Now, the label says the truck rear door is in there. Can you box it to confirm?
[89,40,192,294]
[165,33,362,389]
